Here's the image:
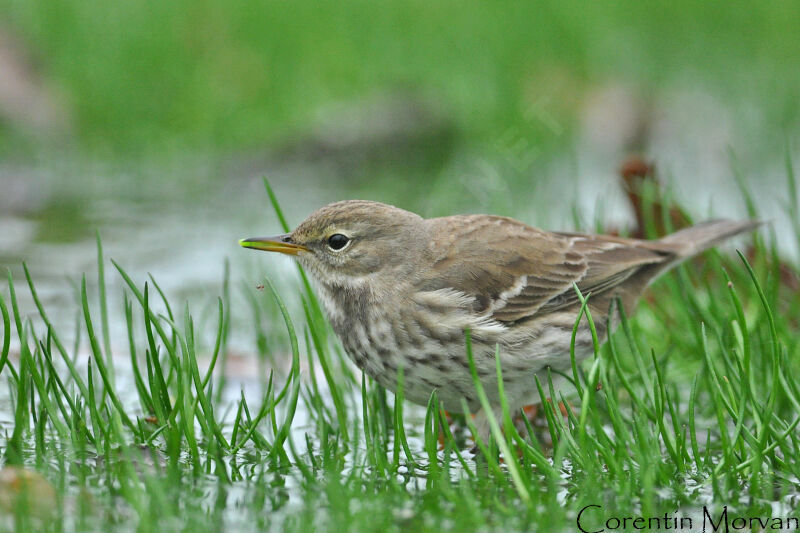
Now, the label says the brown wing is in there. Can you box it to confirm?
[422,215,673,324]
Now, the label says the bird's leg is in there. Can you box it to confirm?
[438,410,472,450]
[442,402,571,452]
[519,400,569,422]
[522,403,539,420]
[513,400,572,448]
[437,410,455,449]
[469,406,509,450]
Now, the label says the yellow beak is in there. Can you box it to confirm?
[238,234,309,255]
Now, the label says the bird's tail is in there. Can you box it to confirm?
[657,219,763,258]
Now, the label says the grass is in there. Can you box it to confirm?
[1,1,799,161]
[1,176,800,533]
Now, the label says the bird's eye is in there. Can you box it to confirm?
[327,234,350,250]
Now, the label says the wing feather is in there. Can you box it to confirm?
[422,216,673,324]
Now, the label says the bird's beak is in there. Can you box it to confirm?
[239,234,309,255]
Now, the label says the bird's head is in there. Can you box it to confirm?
[240,200,428,291]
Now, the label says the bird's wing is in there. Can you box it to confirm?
[423,216,672,323]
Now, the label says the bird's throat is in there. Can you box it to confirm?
[313,279,375,331]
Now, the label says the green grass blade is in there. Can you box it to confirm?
[464,329,530,503]
[201,297,225,391]
[21,264,90,398]
[264,277,303,462]
[80,276,136,433]
[182,303,229,450]
[96,231,114,383]
[124,293,154,415]
[302,298,349,442]
[0,290,17,380]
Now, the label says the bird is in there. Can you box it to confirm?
[240,200,759,429]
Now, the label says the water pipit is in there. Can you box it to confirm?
[240,200,758,427]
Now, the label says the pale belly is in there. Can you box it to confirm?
[312,279,599,412]
[332,310,596,413]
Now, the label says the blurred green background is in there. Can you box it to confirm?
[2,1,798,157]
[1,0,799,303]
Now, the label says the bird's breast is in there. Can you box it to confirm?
[319,284,496,403]
[313,281,594,410]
